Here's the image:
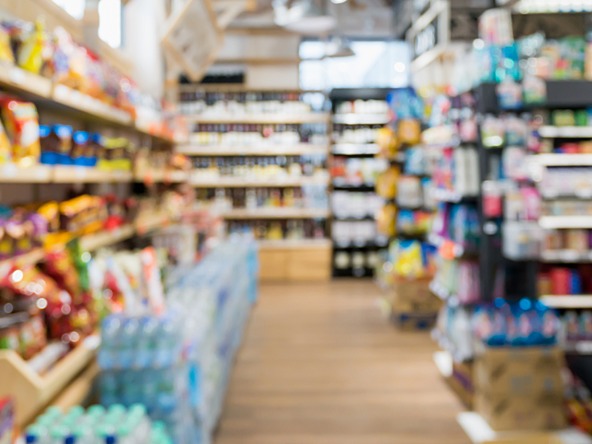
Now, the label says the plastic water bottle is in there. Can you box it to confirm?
[99,316,123,370]
[119,318,140,369]
[136,317,160,368]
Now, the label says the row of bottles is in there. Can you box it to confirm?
[192,155,326,178]
[227,220,326,240]
[190,123,328,146]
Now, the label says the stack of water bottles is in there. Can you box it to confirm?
[98,235,258,444]
[24,404,172,444]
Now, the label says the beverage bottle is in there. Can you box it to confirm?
[99,315,123,370]
[119,317,140,369]
[136,316,160,368]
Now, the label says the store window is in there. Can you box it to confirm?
[52,0,123,48]
[299,39,410,90]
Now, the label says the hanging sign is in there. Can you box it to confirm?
[161,0,223,82]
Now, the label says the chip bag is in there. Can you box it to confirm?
[2,99,40,167]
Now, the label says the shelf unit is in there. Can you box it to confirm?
[218,208,329,220]
[0,63,175,144]
[179,87,332,281]
[329,88,392,279]
[0,334,100,427]
[540,295,592,309]
[177,144,329,156]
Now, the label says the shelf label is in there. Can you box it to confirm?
[9,68,25,85]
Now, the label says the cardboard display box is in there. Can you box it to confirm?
[474,347,566,431]
[389,278,442,313]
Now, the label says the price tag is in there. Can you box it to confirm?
[439,239,457,260]
[576,189,592,199]
[561,250,580,262]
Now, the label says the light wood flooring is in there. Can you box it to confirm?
[215,280,469,444]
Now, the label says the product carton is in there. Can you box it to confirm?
[390,278,441,313]
[474,346,564,396]
[474,346,567,431]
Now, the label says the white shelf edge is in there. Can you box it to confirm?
[332,113,390,125]
[541,295,592,309]
[177,144,328,156]
[535,153,592,167]
[457,412,592,444]
[539,216,592,229]
[187,113,330,124]
[219,208,330,219]
[539,126,592,139]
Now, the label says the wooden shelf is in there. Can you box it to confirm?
[134,169,189,184]
[457,412,592,444]
[219,208,329,219]
[190,176,328,188]
[0,62,53,98]
[52,166,133,183]
[541,295,592,309]
[187,113,330,124]
[0,64,174,144]
[332,113,390,125]
[539,126,592,139]
[0,334,99,427]
[79,225,136,251]
[177,144,328,156]
[258,238,332,249]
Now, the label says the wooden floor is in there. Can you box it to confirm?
[215,280,469,444]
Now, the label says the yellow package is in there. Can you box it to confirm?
[376,127,399,158]
[0,119,12,164]
[17,20,46,74]
[0,26,14,64]
[376,204,397,237]
[2,100,40,167]
[375,166,399,199]
[398,119,421,146]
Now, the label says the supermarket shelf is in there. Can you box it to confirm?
[0,334,100,427]
[52,166,133,183]
[331,144,380,155]
[134,170,189,184]
[433,351,453,378]
[332,215,375,221]
[432,188,478,203]
[178,144,328,156]
[565,341,592,354]
[332,113,390,125]
[187,113,330,124]
[53,85,133,125]
[333,240,388,249]
[0,164,53,183]
[0,63,53,98]
[258,238,332,249]
[0,64,175,143]
[79,225,136,251]
[0,249,45,278]
[535,153,592,167]
[190,176,328,188]
[457,412,592,444]
[541,295,592,309]
[541,250,592,263]
[219,208,330,219]
[539,215,592,229]
[539,126,592,139]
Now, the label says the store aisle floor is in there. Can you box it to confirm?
[215,280,468,444]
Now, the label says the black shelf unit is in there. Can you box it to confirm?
[329,88,391,278]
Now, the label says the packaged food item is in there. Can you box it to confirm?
[1,99,40,167]
[375,166,399,199]
[0,25,14,64]
[16,20,47,74]
[398,119,421,145]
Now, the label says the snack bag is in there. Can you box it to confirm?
[17,20,46,74]
[2,100,40,167]
[0,25,14,63]
[42,249,82,304]
[375,166,399,199]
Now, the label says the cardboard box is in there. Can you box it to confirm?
[474,347,567,431]
[475,347,564,396]
[389,278,442,313]
[476,391,567,431]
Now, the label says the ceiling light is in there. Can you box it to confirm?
[274,0,336,35]
[325,37,355,58]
